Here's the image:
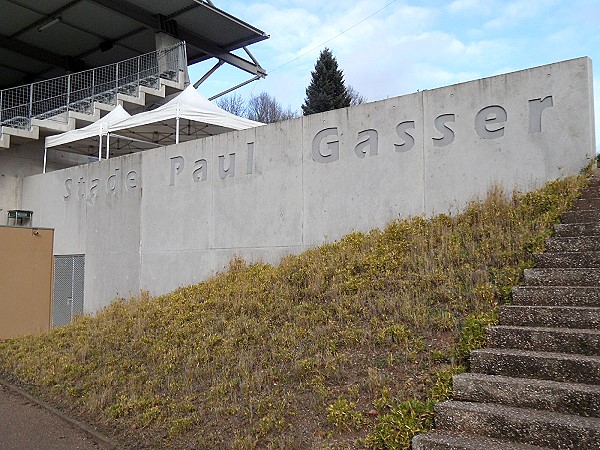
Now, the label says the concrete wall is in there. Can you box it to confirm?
[0,226,53,339]
[0,141,69,216]
[21,57,596,313]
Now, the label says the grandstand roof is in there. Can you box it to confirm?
[0,0,268,89]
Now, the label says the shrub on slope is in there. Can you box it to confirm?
[0,174,587,449]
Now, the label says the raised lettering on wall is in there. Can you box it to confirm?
[432,114,455,147]
[193,159,208,182]
[475,105,507,139]
[106,168,119,193]
[529,96,553,132]
[395,121,415,152]
[219,153,236,179]
[246,142,255,175]
[312,128,340,163]
[126,171,137,190]
[90,179,99,198]
[354,129,378,158]
[169,156,184,186]
[63,178,72,200]
[77,177,86,199]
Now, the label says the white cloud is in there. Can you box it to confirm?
[482,0,559,30]
[447,0,495,15]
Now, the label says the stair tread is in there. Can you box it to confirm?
[513,285,600,292]
[471,347,600,383]
[491,325,600,334]
[439,400,600,427]
[534,251,600,267]
[538,250,600,254]
[454,372,600,393]
[499,305,600,328]
[435,400,600,447]
[526,267,600,272]
[413,430,552,450]
[473,347,600,361]
[502,305,600,312]
[545,236,600,252]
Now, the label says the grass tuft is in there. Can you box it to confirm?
[0,171,590,449]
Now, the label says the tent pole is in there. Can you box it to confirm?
[106,133,110,159]
[98,133,102,160]
[176,103,180,144]
[43,147,47,174]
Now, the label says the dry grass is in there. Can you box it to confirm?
[0,172,589,449]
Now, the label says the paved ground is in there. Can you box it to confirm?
[0,383,106,450]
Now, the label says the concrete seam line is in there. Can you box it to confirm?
[0,377,118,449]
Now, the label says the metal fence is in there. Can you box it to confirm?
[0,42,187,130]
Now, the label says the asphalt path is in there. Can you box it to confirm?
[0,382,107,450]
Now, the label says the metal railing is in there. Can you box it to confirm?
[0,42,187,131]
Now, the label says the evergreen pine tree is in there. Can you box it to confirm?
[301,48,351,115]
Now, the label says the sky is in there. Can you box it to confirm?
[189,0,600,149]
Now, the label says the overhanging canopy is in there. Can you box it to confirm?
[45,104,131,151]
[105,85,263,154]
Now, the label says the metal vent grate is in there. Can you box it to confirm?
[52,255,85,327]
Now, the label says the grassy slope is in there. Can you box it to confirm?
[0,173,589,449]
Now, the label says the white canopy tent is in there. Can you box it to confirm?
[43,86,263,172]
[43,105,131,173]
[106,85,263,154]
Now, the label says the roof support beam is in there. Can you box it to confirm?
[0,35,85,73]
[8,0,84,39]
[87,0,266,77]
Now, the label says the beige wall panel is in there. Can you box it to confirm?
[0,226,53,339]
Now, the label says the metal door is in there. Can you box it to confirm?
[52,255,85,326]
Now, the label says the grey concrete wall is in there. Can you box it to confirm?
[0,142,66,217]
[0,138,75,219]
[20,57,596,313]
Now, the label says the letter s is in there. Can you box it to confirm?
[63,178,72,201]
[395,121,415,153]
[432,114,455,147]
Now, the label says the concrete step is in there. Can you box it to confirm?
[0,124,39,141]
[545,236,600,253]
[140,83,166,100]
[572,197,600,210]
[0,132,9,148]
[32,115,76,133]
[554,222,600,237]
[487,325,600,356]
[412,430,552,450]
[470,348,600,383]
[159,72,186,94]
[452,373,600,418]
[434,400,600,449]
[512,286,600,307]
[523,268,600,286]
[561,210,600,223]
[534,251,600,268]
[499,305,600,329]
[69,107,102,126]
[117,90,147,109]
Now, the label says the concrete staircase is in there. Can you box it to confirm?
[0,76,185,150]
[413,173,600,449]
